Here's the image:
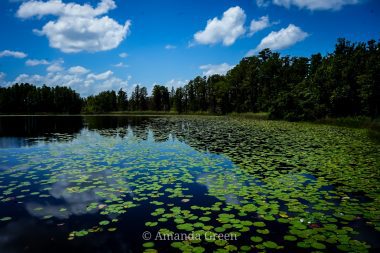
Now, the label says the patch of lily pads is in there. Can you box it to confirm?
[0,116,379,252]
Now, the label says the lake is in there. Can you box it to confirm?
[0,116,379,253]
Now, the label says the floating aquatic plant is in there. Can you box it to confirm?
[0,116,379,252]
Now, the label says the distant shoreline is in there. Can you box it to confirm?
[1,113,379,133]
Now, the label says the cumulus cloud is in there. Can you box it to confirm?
[87,70,113,80]
[13,73,45,84]
[257,0,359,10]
[17,0,116,18]
[119,52,128,58]
[246,24,308,56]
[16,0,131,53]
[200,63,234,76]
[68,66,89,75]
[46,60,64,72]
[9,69,129,97]
[25,59,49,66]
[249,16,273,36]
[193,6,246,46]
[0,50,27,58]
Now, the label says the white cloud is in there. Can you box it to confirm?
[246,24,308,56]
[47,60,64,72]
[14,73,45,84]
[68,66,89,75]
[249,16,273,36]
[25,59,49,66]
[256,0,270,7]
[17,0,131,53]
[257,0,359,10]
[200,63,234,76]
[17,0,116,18]
[193,6,246,46]
[165,44,176,50]
[36,17,131,53]
[119,52,128,58]
[0,50,27,58]
[112,62,129,68]
[8,69,129,97]
[87,70,113,81]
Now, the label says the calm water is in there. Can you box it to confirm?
[0,116,379,253]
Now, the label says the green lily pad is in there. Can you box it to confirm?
[284,235,297,241]
[311,242,326,250]
[251,236,263,243]
[253,221,266,227]
[263,241,280,249]
[99,220,110,226]
[142,242,155,248]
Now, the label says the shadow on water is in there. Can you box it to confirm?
[0,116,155,148]
[0,116,84,137]
[84,115,151,130]
[0,116,83,148]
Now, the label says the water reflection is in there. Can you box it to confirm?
[0,116,174,148]
[84,115,150,130]
[26,170,132,220]
[1,116,379,252]
[0,122,239,253]
[0,116,83,137]
[0,116,83,147]
[0,138,28,148]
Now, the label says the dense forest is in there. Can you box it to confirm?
[0,84,82,114]
[0,38,379,120]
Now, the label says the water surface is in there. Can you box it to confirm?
[0,116,379,252]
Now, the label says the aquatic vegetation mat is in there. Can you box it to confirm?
[0,116,379,252]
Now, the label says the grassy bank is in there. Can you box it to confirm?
[104,110,216,116]
[227,112,269,120]
[315,116,380,132]
[314,116,380,143]
[226,113,380,132]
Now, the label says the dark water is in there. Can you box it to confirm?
[0,116,379,253]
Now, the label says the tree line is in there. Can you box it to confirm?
[1,38,379,120]
[81,85,173,113]
[173,38,379,120]
[0,83,82,114]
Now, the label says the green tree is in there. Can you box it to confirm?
[117,88,128,111]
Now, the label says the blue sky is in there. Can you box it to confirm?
[0,0,379,96]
